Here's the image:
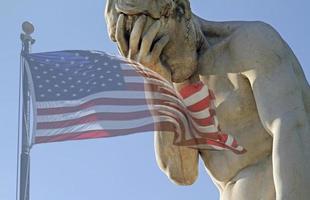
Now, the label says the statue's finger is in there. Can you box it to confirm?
[104,0,119,42]
[128,15,146,59]
[140,20,161,57]
[151,35,169,62]
[115,14,129,56]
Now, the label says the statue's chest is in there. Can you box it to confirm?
[201,73,257,128]
[199,74,273,181]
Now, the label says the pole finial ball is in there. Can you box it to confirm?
[22,21,35,35]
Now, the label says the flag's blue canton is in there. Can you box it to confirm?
[26,51,127,102]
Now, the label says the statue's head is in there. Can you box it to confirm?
[105,0,204,82]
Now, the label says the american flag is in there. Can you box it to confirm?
[24,50,245,154]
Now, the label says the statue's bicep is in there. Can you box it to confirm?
[243,61,308,136]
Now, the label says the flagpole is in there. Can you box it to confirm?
[18,21,35,200]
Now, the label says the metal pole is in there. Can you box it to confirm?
[19,21,35,200]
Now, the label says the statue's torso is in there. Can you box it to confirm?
[199,73,275,199]
[195,20,310,199]
[197,24,280,199]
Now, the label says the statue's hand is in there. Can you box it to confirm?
[115,14,199,185]
[115,14,171,80]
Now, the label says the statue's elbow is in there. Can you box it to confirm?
[154,132,199,185]
[156,156,198,185]
[167,169,198,186]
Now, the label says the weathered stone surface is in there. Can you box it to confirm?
[105,1,310,199]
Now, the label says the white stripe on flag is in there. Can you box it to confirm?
[192,123,218,133]
[36,90,178,109]
[124,76,144,83]
[35,115,180,137]
[182,85,210,106]
[225,135,234,146]
[189,107,211,119]
[235,146,244,151]
[36,105,153,122]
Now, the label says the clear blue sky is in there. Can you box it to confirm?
[1,1,309,200]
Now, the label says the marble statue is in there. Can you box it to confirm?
[105,0,310,199]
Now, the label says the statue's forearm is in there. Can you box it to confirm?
[154,132,199,185]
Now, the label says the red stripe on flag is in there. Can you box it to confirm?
[178,82,204,99]
[192,115,215,126]
[186,95,213,112]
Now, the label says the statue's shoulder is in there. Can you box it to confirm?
[236,21,278,35]
[231,21,287,55]
[199,19,291,74]
[227,21,289,70]
[200,19,287,57]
